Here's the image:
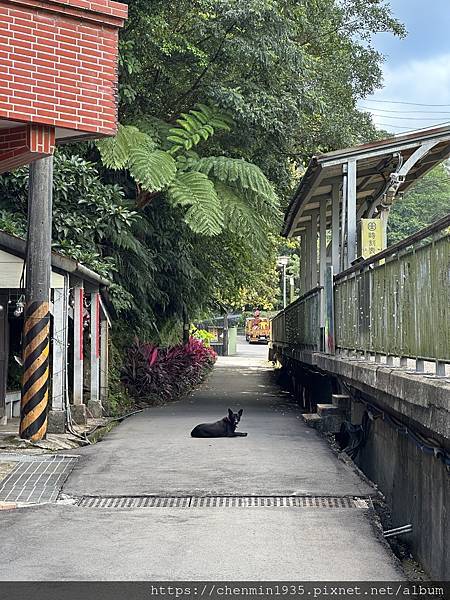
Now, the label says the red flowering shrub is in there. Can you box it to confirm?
[121,337,217,405]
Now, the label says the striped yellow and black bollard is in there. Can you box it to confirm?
[19,301,50,441]
[19,155,53,441]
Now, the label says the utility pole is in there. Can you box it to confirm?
[222,313,229,356]
[19,156,53,441]
[182,306,190,345]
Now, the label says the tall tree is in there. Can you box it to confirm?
[388,163,450,244]
[1,0,407,341]
[119,0,405,199]
[96,104,282,245]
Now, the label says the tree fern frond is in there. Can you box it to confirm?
[242,189,283,228]
[190,110,208,125]
[189,156,282,229]
[168,172,224,236]
[134,116,173,150]
[107,227,150,261]
[214,182,250,233]
[167,135,189,145]
[167,104,233,155]
[191,156,276,202]
[129,148,177,192]
[197,103,234,127]
[215,182,270,254]
[97,125,155,170]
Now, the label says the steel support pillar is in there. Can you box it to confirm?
[346,159,357,267]
[380,207,390,250]
[331,183,340,274]
[300,231,307,294]
[303,225,311,293]
[319,199,327,334]
[310,210,319,289]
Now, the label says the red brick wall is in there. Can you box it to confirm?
[0,0,127,137]
[0,123,55,172]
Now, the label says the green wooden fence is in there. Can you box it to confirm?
[271,215,450,372]
[271,287,321,350]
[334,231,449,362]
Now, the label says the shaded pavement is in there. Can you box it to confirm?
[0,338,404,580]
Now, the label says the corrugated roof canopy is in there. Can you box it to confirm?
[283,125,450,237]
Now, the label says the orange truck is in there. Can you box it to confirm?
[245,316,271,344]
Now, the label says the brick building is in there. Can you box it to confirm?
[0,0,127,433]
[0,0,127,172]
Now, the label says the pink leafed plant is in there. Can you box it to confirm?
[121,337,217,405]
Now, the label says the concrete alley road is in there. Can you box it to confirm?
[0,338,404,580]
[64,340,371,498]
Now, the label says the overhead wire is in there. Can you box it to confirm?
[361,99,450,107]
[357,99,450,132]
[359,106,450,115]
[372,121,450,133]
[376,123,418,130]
[361,114,450,121]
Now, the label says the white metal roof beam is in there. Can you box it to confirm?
[367,140,441,217]
[403,142,450,182]
[320,134,450,169]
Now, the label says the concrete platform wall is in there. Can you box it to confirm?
[272,344,449,580]
[352,402,449,580]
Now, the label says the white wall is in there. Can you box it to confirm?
[0,249,65,288]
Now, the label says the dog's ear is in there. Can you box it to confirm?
[228,408,233,419]
[238,409,243,417]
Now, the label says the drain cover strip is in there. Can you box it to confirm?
[77,496,370,509]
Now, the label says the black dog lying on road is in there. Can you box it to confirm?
[191,408,247,438]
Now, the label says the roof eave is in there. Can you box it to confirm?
[282,157,320,237]
[0,230,111,287]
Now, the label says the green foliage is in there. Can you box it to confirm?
[119,0,405,199]
[0,209,26,237]
[192,156,281,227]
[96,104,281,242]
[388,164,450,244]
[0,152,142,311]
[106,341,134,416]
[168,171,224,236]
[190,326,215,346]
[192,156,278,208]
[96,124,152,170]
[167,104,233,155]
[97,124,177,191]
[130,148,177,192]
[228,262,281,311]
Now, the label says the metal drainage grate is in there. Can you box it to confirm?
[0,455,78,504]
[76,496,370,509]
